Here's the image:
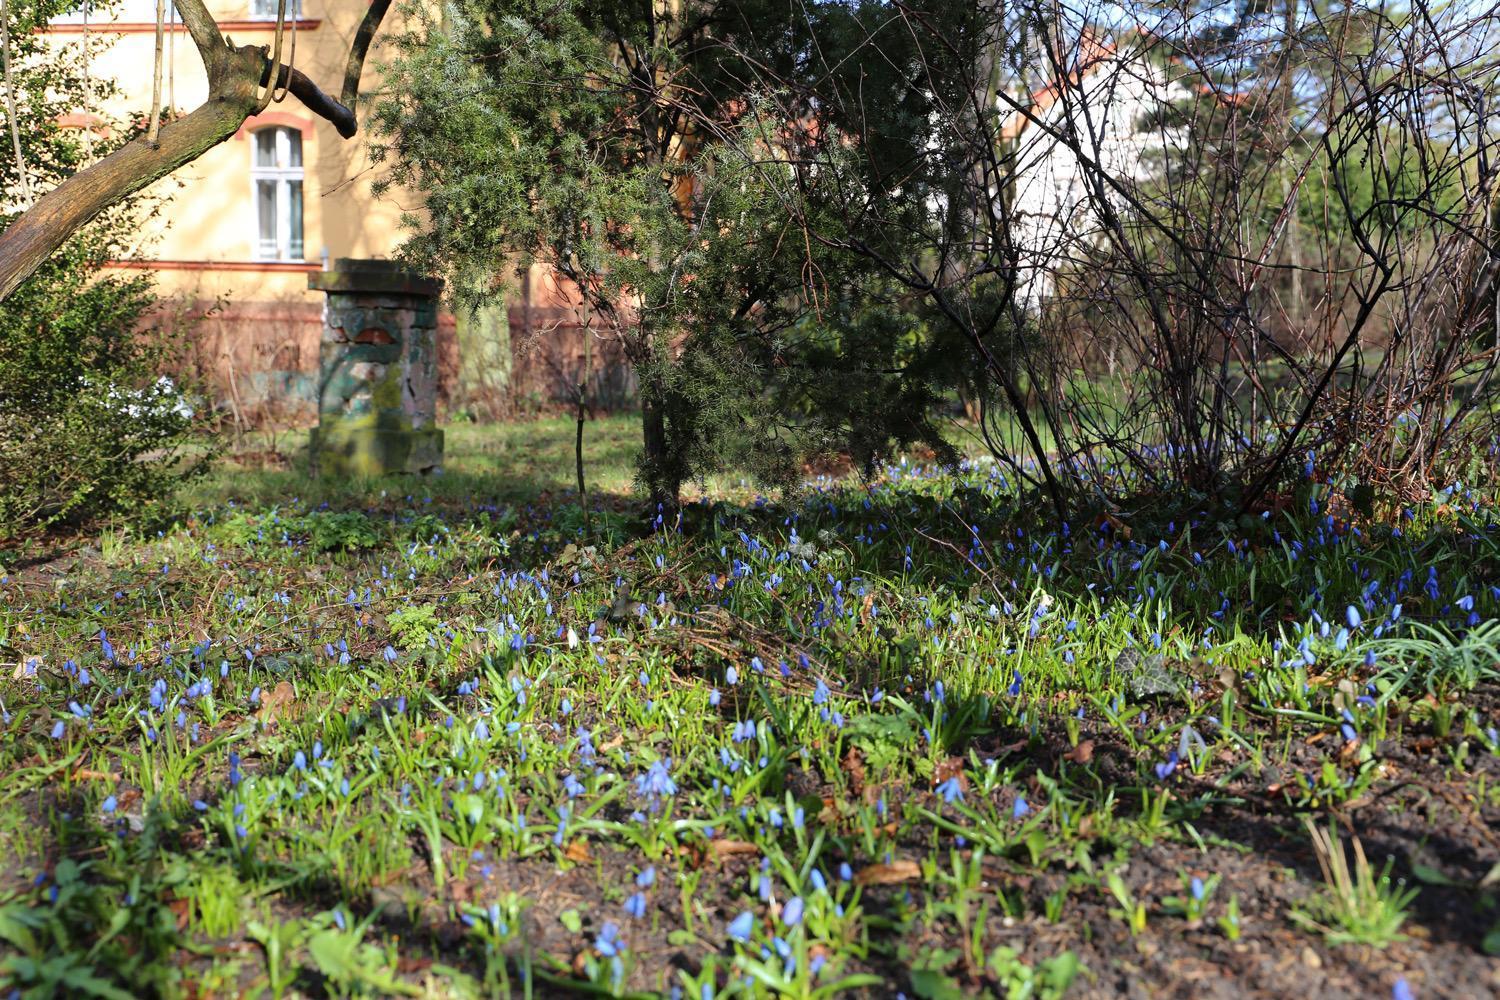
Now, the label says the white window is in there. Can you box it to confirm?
[250,0,304,19]
[251,127,304,260]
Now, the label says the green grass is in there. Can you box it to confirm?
[0,419,1497,998]
[188,414,647,509]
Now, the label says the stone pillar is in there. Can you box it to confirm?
[308,259,444,476]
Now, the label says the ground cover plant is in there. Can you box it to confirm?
[1,422,1497,998]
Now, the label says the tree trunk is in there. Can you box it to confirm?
[640,391,676,513]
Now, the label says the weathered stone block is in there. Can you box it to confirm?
[308,259,445,477]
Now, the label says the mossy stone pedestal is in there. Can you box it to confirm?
[308,260,444,476]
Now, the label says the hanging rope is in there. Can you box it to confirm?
[147,0,165,143]
[82,0,95,158]
[0,0,31,207]
[167,0,175,116]
[272,0,296,104]
[255,0,287,114]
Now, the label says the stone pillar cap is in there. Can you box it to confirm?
[309,258,443,297]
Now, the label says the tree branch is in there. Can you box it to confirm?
[268,61,357,138]
[341,0,392,110]
[0,93,253,300]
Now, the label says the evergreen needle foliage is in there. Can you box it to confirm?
[371,0,956,507]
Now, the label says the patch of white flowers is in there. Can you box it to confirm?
[97,376,196,421]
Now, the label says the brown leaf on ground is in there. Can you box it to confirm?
[1063,740,1095,764]
[167,896,191,931]
[933,756,967,785]
[256,681,298,726]
[855,859,921,886]
[818,796,839,825]
[710,839,761,860]
[842,747,866,795]
[974,738,1027,759]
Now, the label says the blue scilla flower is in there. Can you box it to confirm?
[635,759,677,800]
[594,921,624,957]
[727,911,754,943]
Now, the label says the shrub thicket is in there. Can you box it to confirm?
[0,0,200,536]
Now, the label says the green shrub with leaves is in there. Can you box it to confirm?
[300,511,384,553]
[0,0,201,537]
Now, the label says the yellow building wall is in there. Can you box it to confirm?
[40,2,610,419]
[41,1,423,420]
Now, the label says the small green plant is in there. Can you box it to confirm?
[1290,820,1419,947]
[248,917,306,1000]
[1104,871,1149,936]
[986,946,1082,1000]
[304,909,420,996]
[1162,871,1220,926]
[1218,894,1243,941]
[302,510,383,552]
[182,864,248,937]
[387,603,443,651]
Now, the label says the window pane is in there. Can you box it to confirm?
[287,180,304,258]
[251,0,301,19]
[256,179,279,257]
[286,129,302,168]
[254,130,277,168]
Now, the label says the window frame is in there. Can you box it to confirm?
[248,0,304,21]
[249,126,306,262]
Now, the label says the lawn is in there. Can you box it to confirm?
[1,418,1497,999]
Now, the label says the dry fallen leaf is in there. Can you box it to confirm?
[1063,740,1095,764]
[842,747,867,795]
[256,681,298,726]
[855,859,921,886]
[710,839,761,860]
[933,756,967,785]
[167,896,191,931]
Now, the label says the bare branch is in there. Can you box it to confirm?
[342,0,393,110]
